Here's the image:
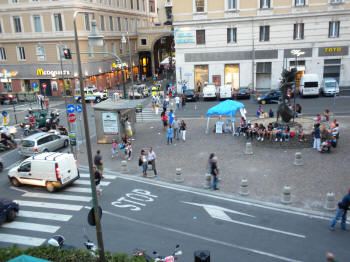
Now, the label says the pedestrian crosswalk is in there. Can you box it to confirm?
[136,106,161,122]
[0,172,116,247]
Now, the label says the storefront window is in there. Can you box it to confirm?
[3,82,12,92]
[225,64,239,90]
[194,65,208,92]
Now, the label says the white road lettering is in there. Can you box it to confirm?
[111,189,158,211]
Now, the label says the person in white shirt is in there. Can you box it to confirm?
[147,147,157,176]
[175,96,180,110]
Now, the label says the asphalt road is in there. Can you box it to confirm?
[1,167,348,262]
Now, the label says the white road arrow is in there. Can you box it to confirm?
[183,202,305,239]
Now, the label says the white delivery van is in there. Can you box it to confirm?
[299,74,320,97]
[8,152,79,192]
[321,78,339,96]
[203,83,217,100]
[219,85,233,100]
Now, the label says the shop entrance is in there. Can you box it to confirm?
[323,59,341,83]
[194,65,208,93]
[39,79,52,96]
[225,64,240,90]
[256,62,271,90]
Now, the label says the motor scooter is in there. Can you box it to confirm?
[133,245,182,262]
[48,234,97,256]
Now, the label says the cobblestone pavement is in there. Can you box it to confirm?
[77,114,350,214]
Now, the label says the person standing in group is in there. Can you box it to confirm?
[161,111,168,132]
[163,98,168,112]
[180,120,187,142]
[181,94,186,110]
[329,189,350,231]
[175,95,180,111]
[173,116,180,140]
[211,156,219,190]
[139,150,148,177]
[154,95,159,115]
[125,141,132,160]
[151,96,156,113]
[93,166,102,195]
[94,150,104,176]
[313,123,321,151]
[167,124,173,145]
[125,117,133,139]
[168,109,175,126]
[111,139,118,158]
[147,147,157,176]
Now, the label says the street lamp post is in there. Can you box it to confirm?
[122,32,134,99]
[73,12,105,261]
[291,49,305,123]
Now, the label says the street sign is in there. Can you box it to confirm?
[66,104,75,114]
[42,83,47,89]
[68,113,76,123]
[68,131,76,146]
[32,82,38,88]
[1,111,7,117]
[75,104,82,113]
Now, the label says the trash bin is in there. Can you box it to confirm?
[194,250,210,262]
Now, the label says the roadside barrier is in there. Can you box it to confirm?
[120,160,128,174]
[294,152,304,166]
[281,185,292,204]
[175,168,184,183]
[325,192,337,211]
[245,142,253,155]
[239,178,249,196]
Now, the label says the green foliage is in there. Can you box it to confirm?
[0,245,150,262]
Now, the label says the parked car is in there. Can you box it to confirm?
[19,132,69,157]
[218,85,232,100]
[0,94,18,105]
[183,90,199,102]
[0,198,19,224]
[8,152,79,192]
[299,74,320,97]
[234,88,251,100]
[321,78,339,96]
[257,90,281,104]
[203,83,217,100]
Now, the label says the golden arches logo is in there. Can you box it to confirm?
[36,68,44,76]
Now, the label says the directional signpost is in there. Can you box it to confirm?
[75,104,82,113]
[66,104,75,114]
[1,111,7,117]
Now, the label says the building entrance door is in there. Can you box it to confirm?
[39,79,52,96]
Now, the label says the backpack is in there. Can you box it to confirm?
[138,157,143,166]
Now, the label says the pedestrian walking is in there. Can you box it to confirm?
[175,96,180,110]
[111,139,118,158]
[167,124,173,145]
[151,96,155,113]
[93,166,102,195]
[124,141,132,160]
[163,99,168,112]
[180,120,187,142]
[181,94,186,110]
[155,96,159,115]
[125,117,133,139]
[147,147,157,176]
[329,189,350,231]
[173,116,180,140]
[168,109,174,126]
[211,156,219,190]
[94,150,104,176]
[313,123,321,151]
[161,111,168,132]
[207,153,215,173]
[139,150,148,177]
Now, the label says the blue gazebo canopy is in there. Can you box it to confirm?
[8,255,51,262]
[206,100,245,117]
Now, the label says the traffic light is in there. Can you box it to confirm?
[62,48,72,59]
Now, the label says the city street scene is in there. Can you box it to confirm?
[0,0,349,261]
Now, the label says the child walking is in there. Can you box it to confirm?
[111,139,118,158]
[125,141,132,160]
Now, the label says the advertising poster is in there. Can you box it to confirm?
[102,112,119,135]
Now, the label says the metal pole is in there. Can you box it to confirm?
[251,19,255,93]
[73,11,105,262]
[293,55,297,123]
[59,45,74,155]
[127,32,134,99]
[122,68,126,99]
[12,103,17,124]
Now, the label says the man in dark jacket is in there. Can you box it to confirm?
[211,157,219,190]
[329,189,350,231]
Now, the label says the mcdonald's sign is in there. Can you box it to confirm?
[36,68,70,76]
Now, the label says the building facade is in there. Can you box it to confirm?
[173,0,350,92]
[0,0,157,96]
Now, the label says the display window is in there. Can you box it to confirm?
[194,65,208,92]
[225,64,239,90]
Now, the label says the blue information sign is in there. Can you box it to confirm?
[75,105,82,113]
[32,82,38,88]
[2,111,7,117]
[66,104,75,114]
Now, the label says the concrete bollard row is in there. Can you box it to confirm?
[294,152,304,166]
[281,185,292,204]
[244,142,253,155]
[120,160,128,174]
[239,178,249,196]
[325,192,337,211]
[175,168,184,183]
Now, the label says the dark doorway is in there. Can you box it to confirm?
[39,79,52,96]
[139,51,152,77]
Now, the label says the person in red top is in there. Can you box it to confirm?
[161,111,168,132]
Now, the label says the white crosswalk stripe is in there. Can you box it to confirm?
[136,107,161,122]
[0,173,115,247]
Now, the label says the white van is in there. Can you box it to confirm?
[74,86,108,103]
[299,74,320,97]
[219,85,233,100]
[321,78,339,96]
[8,153,79,192]
[203,83,217,100]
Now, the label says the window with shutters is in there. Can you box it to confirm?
[116,0,119,6]
[295,0,305,6]
[17,46,26,61]
[124,18,128,31]
[328,21,339,38]
[85,14,90,31]
[196,29,205,45]
[195,0,205,12]
[123,0,127,8]
[259,26,270,41]
[36,46,45,61]
[109,16,114,31]
[54,13,63,31]
[100,15,105,31]
[142,0,145,11]
[0,47,6,61]
[227,28,237,43]
[256,62,272,74]
[293,23,304,40]
[227,0,236,10]
[13,16,22,33]
[33,15,42,32]
[117,17,121,31]
[136,0,139,10]
[149,0,155,12]
[119,41,123,54]
[260,0,270,8]
[130,0,133,9]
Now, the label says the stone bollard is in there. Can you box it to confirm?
[244,142,253,155]
[325,192,337,211]
[239,178,249,196]
[205,173,212,189]
[294,152,304,166]
[120,160,128,174]
[174,168,184,183]
[281,185,292,204]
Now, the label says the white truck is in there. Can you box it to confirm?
[218,85,233,100]
[299,74,320,97]
[74,86,108,103]
[203,83,217,100]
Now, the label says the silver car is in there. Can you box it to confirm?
[19,132,69,157]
